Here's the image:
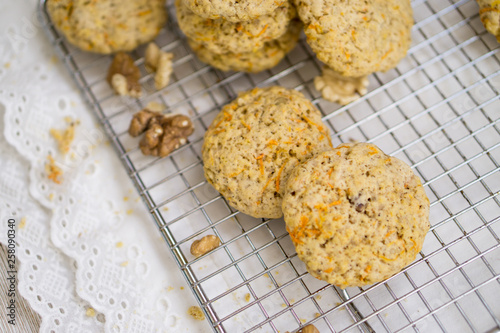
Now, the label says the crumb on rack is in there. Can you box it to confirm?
[244,293,251,302]
[116,242,123,248]
[120,261,129,267]
[46,155,63,184]
[126,209,133,215]
[188,306,205,321]
[167,286,174,292]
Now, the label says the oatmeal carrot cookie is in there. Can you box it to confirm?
[176,0,296,54]
[182,0,285,22]
[188,19,302,73]
[46,0,167,54]
[202,87,332,219]
[282,143,430,288]
[477,0,500,42]
[294,0,413,77]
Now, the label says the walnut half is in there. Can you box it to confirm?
[128,109,194,157]
[107,52,142,98]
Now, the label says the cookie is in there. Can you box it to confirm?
[477,0,500,42]
[46,0,167,54]
[294,0,413,77]
[282,143,430,288]
[176,0,296,54]
[182,0,285,22]
[202,86,332,219]
[188,19,302,73]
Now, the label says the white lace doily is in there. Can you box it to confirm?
[0,1,211,332]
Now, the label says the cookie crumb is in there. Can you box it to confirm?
[120,261,129,267]
[123,196,129,202]
[244,293,251,302]
[116,242,124,248]
[18,217,26,229]
[126,209,133,215]
[167,286,174,292]
[188,306,205,321]
[86,308,96,317]
[314,67,368,105]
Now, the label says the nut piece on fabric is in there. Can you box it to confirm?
[107,52,142,98]
[145,42,174,90]
[190,235,220,257]
[129,109,194,157]
[314,66,369,105]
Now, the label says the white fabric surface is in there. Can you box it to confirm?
[0,1,211,332]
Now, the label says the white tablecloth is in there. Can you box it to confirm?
[0,1,210,332]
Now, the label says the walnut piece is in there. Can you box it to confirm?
[314,66,369,105]
[128,109,194,157]
[190,235,220,257]
[145,42,174,90]
[107,52,141,98]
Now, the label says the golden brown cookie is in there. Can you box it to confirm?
[46,0,167,54]
[202,86,332,219]
[282,143,430,288]
[176,0,296,54]
[294,0,413,77]
[188,19,302,73]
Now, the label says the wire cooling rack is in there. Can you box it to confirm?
[39,0,500,332]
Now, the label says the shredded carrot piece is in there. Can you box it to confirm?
[267,139,278,146]
[327,183,334,189]
[241,119,251,131]
[479,7,500,14]
[327,167,335,177]
[364,265,372,273]
[328,200,342,207]
[381,49,393,61]
[212,129,226,134]
[256,154,264,175]
[324,268,333,273]
[228,169,244,178]
[275,164,286,192]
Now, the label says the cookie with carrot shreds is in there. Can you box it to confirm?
[477,0,500,42]
[202,86,332,219]
[176,0,296,54]
[282,143,430,288]
[46,0,167,54]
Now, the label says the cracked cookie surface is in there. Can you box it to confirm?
[282,143,430,288]
[294,0,413,77]
[202,86,332,219]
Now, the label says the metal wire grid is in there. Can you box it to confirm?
[38,0,500,332]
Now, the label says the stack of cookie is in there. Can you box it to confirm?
[176,0,302,73]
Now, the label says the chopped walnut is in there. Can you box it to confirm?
[314,66,369,105]
[128,109,194,157]
[190,235,220,257]
[107,52,141,98]
[145,42,174,90]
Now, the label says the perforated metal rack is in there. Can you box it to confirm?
[39,0,500,332]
